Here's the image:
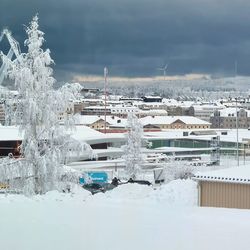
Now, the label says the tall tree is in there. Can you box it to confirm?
[1,15,90,194]
[123,113,145,179]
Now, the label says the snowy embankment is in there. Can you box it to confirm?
[0,180,250,250]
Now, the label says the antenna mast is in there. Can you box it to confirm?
[235,60,238,77]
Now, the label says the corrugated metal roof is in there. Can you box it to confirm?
[193,165,250,184]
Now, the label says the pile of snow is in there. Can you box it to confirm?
[96,180,197,207]
[34,185,92,202]
[0,180,250,250]
[149,179,198,206]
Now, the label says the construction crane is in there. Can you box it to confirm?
[0,29,21,85]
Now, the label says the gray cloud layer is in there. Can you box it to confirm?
[1,0,250,80]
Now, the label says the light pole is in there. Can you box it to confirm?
[104,67,108,134]
[236,97,239,166]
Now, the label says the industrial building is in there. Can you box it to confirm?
[194,166,250,209]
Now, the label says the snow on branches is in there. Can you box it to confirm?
[122,113,145,179]
[0,15,91,195]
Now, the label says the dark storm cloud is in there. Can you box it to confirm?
[1,0,250,79]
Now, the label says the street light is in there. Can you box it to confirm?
[104,67,108,134]
[236,97,239,166]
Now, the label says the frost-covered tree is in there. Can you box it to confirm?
[0,15,91,195]
[164,159,195,183]
[123,113,145,179]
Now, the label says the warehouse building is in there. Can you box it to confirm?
[193,166,250,209]
[140,116,211,129]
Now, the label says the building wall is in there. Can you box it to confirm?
[74,103,85,114]
[200,181,250,209]
[90,120,109,130]
[194,109,215,122]
[211,109,250,128]
[0,140,21,157]
[150,138,211,149]
[157,123,210,129]
[0,104,5,124]
[81,108,112,116]
[167,106,194,116]
[210,116,250,129]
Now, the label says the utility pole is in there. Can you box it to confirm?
[104,67,108,134]
[236,97,239,166]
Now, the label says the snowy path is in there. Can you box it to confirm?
[0,180,250,250]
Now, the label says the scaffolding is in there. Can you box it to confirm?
[210,136,220,165]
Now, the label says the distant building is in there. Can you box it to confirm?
[80,87,100,95]
[142,96,163,103]
[210,108,250,129]
[110,106,139,118]
[138,109,168,117]
[81,106,112,116]
[81,99,103,106]
[192,104,224,122]
[0,126,111,160]
[119,97,143,102]
[136,102,168,111]
[140,116,211,129]
[75,115,126,131]
[58,102,74,121]
[167,106,194,116]
[73,101,85,114]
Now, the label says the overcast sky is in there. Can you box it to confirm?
[1,0,250,80]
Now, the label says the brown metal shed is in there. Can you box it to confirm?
[194,166,250,209]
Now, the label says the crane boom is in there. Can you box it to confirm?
[0,29,21,85]
[0,48,14,84]
[1,29,21,57]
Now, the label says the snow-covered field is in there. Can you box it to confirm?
[0,180,250,250]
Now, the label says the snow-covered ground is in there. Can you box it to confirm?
[1,180,250,250]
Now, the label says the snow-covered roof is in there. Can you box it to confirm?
[0,126,23,141]
[139,116,210,126]
[111,106,139,110]
[214,107,250,117]
[81,98,103,102]
[139,109,168,115]
[178,101,196,108]
[75,115,103,125]
[194,165,250,184]
[162,98,180,105]
[137,102,166,106]
[69,125,107,142]
[74,115,127,126]
[0,125,107,144]
[3,125,250,147]
[192,104,225,111]
[143,96,162,99]
[161,99,199,108]
[143,128,250,144]
[84,106,112,110]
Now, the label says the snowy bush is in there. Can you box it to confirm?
[164,160,195,183]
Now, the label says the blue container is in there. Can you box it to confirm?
[79,172,108,185]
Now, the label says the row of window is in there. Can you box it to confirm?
[111,109,137,113]
[160,125,209,129]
